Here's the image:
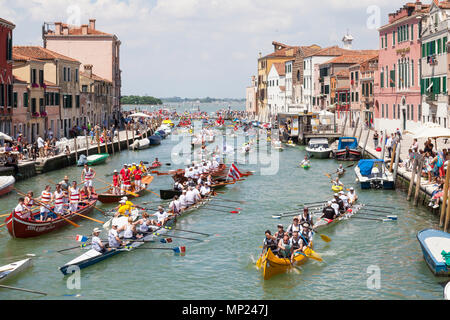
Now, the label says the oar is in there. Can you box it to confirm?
[96,177,139,197]
[0,284,47,296]
[14,188,80,228]
[0,213,11,218]
[124,246,186,253]
[204,203,242,210]
[162,226,211,236]
[151,233,203,242]
[360,208,392,214]
[57,242,90,253]
[364,204,396,209]
[63,209,104,224]
[359,212,398,220]
[301,200,327,206]
[351,216,394,222]
[207,207,240,214]
[94,206,111,217]
[211,198,246,205]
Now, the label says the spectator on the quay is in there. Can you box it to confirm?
[373,130,379,149]
[385,134,393,159]
[411,138,419,153]
[37,136,45,158]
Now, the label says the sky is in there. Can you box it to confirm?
[0,0,422,98]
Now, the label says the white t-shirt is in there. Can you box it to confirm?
[179,194,187,206]
[347,192,356,202]
[108,229,120,247]
[185,190,196,205]
[154,210,168,223]
[15,203,29,219]
[37,137,45,148]
[92,236,103,252]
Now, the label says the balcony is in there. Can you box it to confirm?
[426,92,438,104]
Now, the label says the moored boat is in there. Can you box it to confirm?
[332,137,361,161]
[306,138,332,159]
[86,154,109,166]
[4,195,98,238]
[149,135,162,145]
[130,138,150,150]
[0,258,32,283]
[417,229,450,276]
[355,159,394,190]
[0,176,15,197]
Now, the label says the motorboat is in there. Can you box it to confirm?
[306,138,332,159]
[355,159,394,189]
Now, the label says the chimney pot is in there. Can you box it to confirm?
[81,25,88,35]
[89,19,96,30]
[62,26,69,35]
[55,22,62,35]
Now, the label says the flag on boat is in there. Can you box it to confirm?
[160,238,173,243]
[76,235,88,242]
[173,246,186,253]
[227,163,242,181]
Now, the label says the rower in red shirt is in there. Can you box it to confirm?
[121,166,131,194]
[112,170,121,195]
[151,158,162,168]
[134,168,143,191]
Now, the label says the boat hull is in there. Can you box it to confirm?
[417,229,450,276]
[0,176,15,197]
[333,149,361,161]
[259,247,311,280]
[87,154,109,166]
[4,197,98,238]
[305,148,331,159]
[0,258,32,283]
[98,188,147,204]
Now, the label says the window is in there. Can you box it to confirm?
[412,60,414,86]
[411,24,414,40]
[31,98,36,114]
[31,69,37,84]
[390,68,395,87]
[393,31,396,46]
[23,92,28,108]
[444,37,448,53]
[63,67,67,81]
[39,70,44,85]
[76,95,80,108]
[407,105,410,120]
[381,68,384,88]
[398,104,400,120]
[393,103,396,119]
[13,92,17,108]
[356,92,359,102]
[382,104,384,118]
[75,69,79,83]
[0,84,4,106]
[386,104,389,118]
[418,104,422,122]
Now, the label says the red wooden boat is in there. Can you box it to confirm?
[97,187,147,203]
[4,195,98,238]
[0,176,15,197]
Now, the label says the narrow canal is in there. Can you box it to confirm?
[0,107,445,300]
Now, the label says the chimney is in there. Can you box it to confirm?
[62,26,69,35]
[251,75,256,87]
[89,19,96,30]
[81,24,88,35]
[84,64,93,78]
[55,22,62,35]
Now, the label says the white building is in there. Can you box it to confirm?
[267,62,286,117]
[302,46,349,112]
[420,1,449,128]
[285,60,293,111]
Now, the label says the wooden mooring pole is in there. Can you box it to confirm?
[392,141,401,184]
[73,135,78,163]
[125,124,130,150]
[84,129,89,156]
[361,128,371,158]
[407,157,418,201]
[389,143,397,172]
[414,158,424,206]
[352,117,359,137]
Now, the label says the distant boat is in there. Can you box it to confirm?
[86,154,109,166]
[0,176,15,197]
[333,137,361,161]
[130,138,150,150]
[417,229,450,276]
[306,138,332,159]
[0,258,32,283]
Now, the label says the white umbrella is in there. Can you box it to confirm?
[129,112,151,118]
[0,132,13,141]
[413,127,450,139]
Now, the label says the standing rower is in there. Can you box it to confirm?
[24,191,35,214]
[53,184,66,216]
[68,181,80,213]
[112,170,121,195]
[81,164,96,199]
[39,185,54,221]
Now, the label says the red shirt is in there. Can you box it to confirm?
[113,174,120,186]
[134,170,142,181]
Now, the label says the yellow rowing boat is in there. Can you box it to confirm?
[256,246,313,280]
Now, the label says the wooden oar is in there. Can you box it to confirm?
[124,246,185,252]
[364,204,396,209]
[63,209,104,224]
[14,188,80,228]
[204,203,241,210]
[0,284,47,296]
[359,212,398,220]
[211,198,246,205]
[57,242,90,253]
[207,207,239,214]
[351,216,394,222]
[162,226,211,236]
[151,232,203,242]
[359,208,392,214]
[0,213,11,218]
[96,177,139,197]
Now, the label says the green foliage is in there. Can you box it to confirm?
[121,95,163,105]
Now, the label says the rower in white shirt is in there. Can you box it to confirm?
[150,206,169,226]
[185,187,197,206]
[331,199,339,216]
[14,197,32,220]
[193,185,201,201]
[338,191,349,208]
[200,184,210,197]
[179,190,188,210]
[169,195,181,214]
[347,187,358,205]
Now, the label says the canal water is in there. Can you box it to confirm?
[0,105,446,300]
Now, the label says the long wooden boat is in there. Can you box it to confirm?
[0,258,32,283]
[417,229,450,276]
[256,246,313,280]
[4,195,98,238]
[159,180,236,200]
[98,187,147,204]
[59,194,215,275]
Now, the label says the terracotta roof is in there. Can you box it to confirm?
[0,17,15,28]
[46,23,112,36]
[13,75,27,84]
[266,46,298,58]
[13,46,80,63]
[321,53,378,66]
[44,80,58,87]
[304,46,349,58]
[80,71,112,83]
[335,70,349,78]
[272,63,286,76]
[299,45,322,57]
[13,52,43,63]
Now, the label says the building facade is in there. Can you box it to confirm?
[245,75,257,117]
[0,18,15,136]
[374,2,429,132]
[43,19,121,127]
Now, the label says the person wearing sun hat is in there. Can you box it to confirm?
[347,187,358,205]
[92,228,106,253]
[274,224,285,242]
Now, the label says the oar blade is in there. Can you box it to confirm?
[320,234,331,243]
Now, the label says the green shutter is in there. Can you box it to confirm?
[411,24,414,40]
[444,76,447,93]
[381,72,384,88]
[438,39,442,54]
[444,37,448,53]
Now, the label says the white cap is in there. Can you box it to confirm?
[339,191,344,195]
[93,227,102,233]
[121,196,128,201]
[334,193,339,197]
[332,199,336,202]
[350,187,354,191]
[327,201,332,205]
[119,200,126,204]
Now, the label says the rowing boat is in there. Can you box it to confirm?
[159,180,236,200]
[59,195,214,275]
[86,154,109,166]
[4,195,98,238]
[313,204,364,231]
[256,246,313,280]
[97,187,147,204]
[331,185,343,192]
[0,258,32,283]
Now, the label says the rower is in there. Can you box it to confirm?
[277,234,291,258]
[169,195,181,215]
[121,165,131,193]
[130,163,137,173]
[331,198,339,216]
[274,224,285,242]
[286,217,301,236]
[299,222,313,245]
[150,206,169,226]
[334,193,345,214]
[336,164,345,175]
[112,170,121,195]
[152,158,161,167]
[53,184,65,216]
[139,161,147,174]
[108,223,122,248]
[339,191,349,209]
[14,197,32,220]
[68,181,80,213]
[92,228,107,253]
[59,175,70,204]
[300,156,310,167]
[136,212,151,233]
[81,164,96,199]
[119,216,142,240]
[134,166,143,191]
[261,230,278,256]
[289,231,305,263]
[179,190,188,210]
[193,185,202,201]
[39,185,54,221]
[24,191,35,215]
[174,179,183,191]
[185,186,197,207]
[347,187,358,205]
[199,183,210,198]
[299,206,314,227]
[332,177,343,187]
[321,201,336,221]
[206,174,213,186]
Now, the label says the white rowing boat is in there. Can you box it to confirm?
[0,258,32,283]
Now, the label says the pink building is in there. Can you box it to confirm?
[11,75,28,139]
[0,17,15,136]
[374,2,429,133]
[42,19,121,127]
